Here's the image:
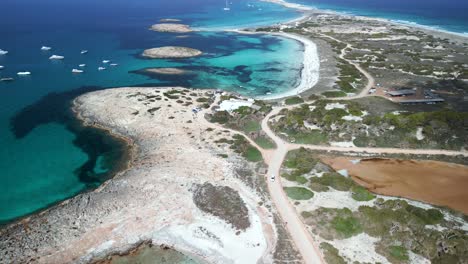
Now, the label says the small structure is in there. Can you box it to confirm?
[386,89,416,97]
[399,98,445,105]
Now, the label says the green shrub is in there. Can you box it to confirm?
[351,186,375,201]
[284,187,314,200]
[254,136,276,149]
[332,209,362,238]
[310,172,356,191]
[285,96,305,105]
[389,246,409,262]
[322,91,347,98]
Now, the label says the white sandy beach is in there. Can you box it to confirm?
[260,0,312,11]
[258,33,320,100]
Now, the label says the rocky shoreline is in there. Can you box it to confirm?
[0,87,300,264]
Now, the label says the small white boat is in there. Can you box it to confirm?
[223,0,230,10]
[1,77,14,82]
[41,46,52,51]
[17,71,31,75]
[78,64,86,67]
[0,49,8,55]
[110,63,118,67]
[98,67,106,71]
[49,55,64,60]
[0,65,4,70]
[72,69,83,73]
[102,60,110,64]
[80,50,88,54]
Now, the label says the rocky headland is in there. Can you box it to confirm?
[0,87,301,264]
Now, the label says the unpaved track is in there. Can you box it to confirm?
[316,33,375,99]
[207,93,467,264]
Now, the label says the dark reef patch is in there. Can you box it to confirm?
[10,86,130,187]
[130,64,254,86]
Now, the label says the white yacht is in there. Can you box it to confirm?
[110,63,118,67]
[0,49,8,55]
[79,64,86,67]
[81,50,88,54]
[41,46,52,51]
[1,77,14,82]
[17,71,31,75]
[223,0,230,10]
[72,69,83,73]
[98,67,106,71]
[0,65,4,70]
[49,55,64,60]
[102,60,110,64]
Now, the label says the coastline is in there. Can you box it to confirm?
[260,32,320,100]
[0,87,285,263]
[0,103,134,227]
[260,0,468,40]
[225,29,320,100]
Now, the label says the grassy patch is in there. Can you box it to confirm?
[322,91,347,98]
[309,182,330,192]
[310,172,356,191]
[291,131,328,144]
[285,96,305,105]
[351,185,375,201]
[210,111,231,124]
[389,246,409,262]
[244,146,262,162]
[331,208,362,238]
[320,243,346,264]
[284,187,314,200]
[284,148,318,169]
[230,134,263,163]
[254,136,276,149]
[243,120,261,132]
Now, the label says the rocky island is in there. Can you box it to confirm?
[142,46,202,59]
[150,23,193,33]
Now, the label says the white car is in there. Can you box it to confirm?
[270,174,275,182]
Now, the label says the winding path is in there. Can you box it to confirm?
[317,33,375,99]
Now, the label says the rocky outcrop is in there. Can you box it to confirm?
[141,46,202,59]
[150,23,193,33]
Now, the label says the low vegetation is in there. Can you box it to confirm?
[208,101,276,149]
[270,98,468,150]
[193,183,250,230]
[285,96,305,105]
[284,187,314,200]
[302,199,467,263]
[320,242,346,264]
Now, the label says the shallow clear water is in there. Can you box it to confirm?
[0,0,302,223]
[290,0,468,34]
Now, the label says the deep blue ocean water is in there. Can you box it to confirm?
[291,0,468,34]
[0,0,302,223]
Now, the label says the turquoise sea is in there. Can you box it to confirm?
[0,0,303,223]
